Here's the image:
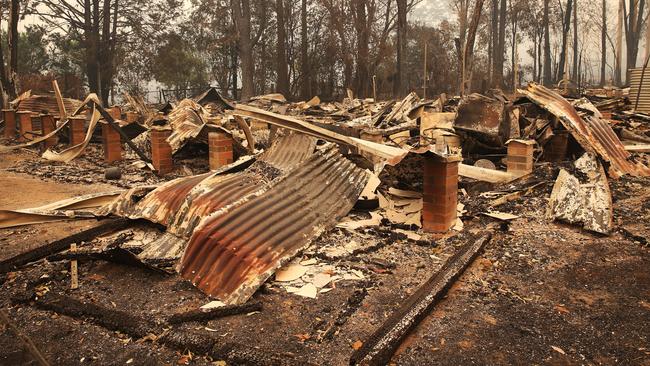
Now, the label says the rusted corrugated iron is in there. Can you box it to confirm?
[520,83,650,177]
[16,94,83,119]
[127,173,212,225]
[96,133,317,269]
[261,132,317,168]
[167,134,317,238]
[629,68,650,113]
[179,145,369,304]
[454,93,508,145]
[166,99,214,153]
[193,87,234,112]
[108,133,316,230]
[166,172,263,238]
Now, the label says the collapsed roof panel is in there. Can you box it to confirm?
[166,99,223,154]
[179,146,369,304]
[94,133,320,271]
[520,83,650,178]
[14,93,83,119]
[193,87,234,112]
[454,93,508,146]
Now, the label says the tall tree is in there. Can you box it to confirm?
[455,0,469,92]
[572,0,578,81]
[623,0,646,83]
[556,0,572,83]
[543,0,551,85]
[395,0,407,97]
[508,0,524,90]
[490,0,499,86]
[232,0,255,100]
[352,0,370,98]
[496,0,506,88]
[275,0,290,97]
[6,0,19,101]
[463,0,484,93]
[0,5,9,106]
[300,0,310,99]
[601,0,606,85]
[616,0,623,85]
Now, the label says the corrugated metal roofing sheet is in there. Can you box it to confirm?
[179,145,369,304]
[520,83,650,178]
[193,87,234,111]
[96,132,368,303]
[98,134,319,268]
[17,94,83,119]
[166,99,213,153]
[629,68,650,112]
[166,133,317,238]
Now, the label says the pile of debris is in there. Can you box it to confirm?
[1,79,649,364]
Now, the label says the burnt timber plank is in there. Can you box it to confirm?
[350,232,492,365]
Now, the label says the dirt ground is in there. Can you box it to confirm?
[1,144,649,366]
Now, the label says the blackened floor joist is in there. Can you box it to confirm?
[350,232,493,365]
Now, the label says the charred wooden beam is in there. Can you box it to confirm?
[167,300,262,324]
[0,219,135,273]
[33,292,155,339]
[349,232,492,365]
[88,101,151,164]
[317,287,369,342]
[24,292,288,365]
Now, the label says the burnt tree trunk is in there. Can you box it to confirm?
[275,0,290,98]
[0,4,9,107]
[572,0,578,81]
[464,0,484,93]
[232,0,255,100]
[601,0,606,85]
[300,0,310,99]
[490,0,499,87]
[395,0,407,97]
[6,0,19,100]
[557,0,572,82]
[353,0,370,98]
[543,0,552,85]
[231,43,238,99]
[496,0,506,88]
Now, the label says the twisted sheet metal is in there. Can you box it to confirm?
[129,173,212,225]
[166,171,268,238]
[166,99,214,153]
[16,94,83,119]
[629,68,650,113]
[132,133,316,229]
[179,146,369,304]
[520,83,650,178]
[262,131,317,168]
[0,191,123,229]
[164,133,317,239]
[96,133,317,266]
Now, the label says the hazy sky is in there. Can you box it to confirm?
[20,0,643,85]
[412,0,453,26]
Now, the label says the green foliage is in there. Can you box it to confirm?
[1,26,50,76]
[46,33,84,77]
[152,32,209,90]
[17,26,49,75]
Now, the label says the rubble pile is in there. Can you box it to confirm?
[1,80,649,364]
